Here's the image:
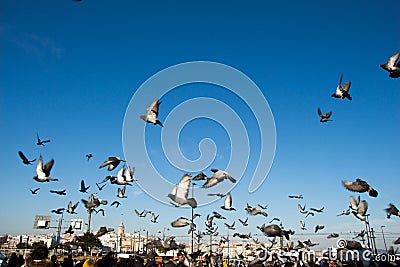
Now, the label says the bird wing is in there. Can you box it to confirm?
[35,155,46,177]
[357,200,368,216]
[317,108,322,117]
[325,111,332,119]
[388,52,400,67]
[99,157,116,168]
[80,180,86,191]
[224,193,232,208]
[342,180,367,193]
[176,174,191,199]
[210,168,219,173]
[116,166,125,182]
[42,158,55,177]
[18,151,29,162]
[341,81,351,92]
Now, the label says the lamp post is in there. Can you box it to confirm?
[381,226,388,253]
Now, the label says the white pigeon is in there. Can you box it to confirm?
[221,193,236,211]
[168,174,197,208]
[140,98,163,126]
[33,155,58,182]
[202,168,236,188]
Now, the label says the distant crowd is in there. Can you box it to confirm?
[2,246,398,267]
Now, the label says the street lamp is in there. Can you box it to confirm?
[191,182,196,254]
[381,226,388,253]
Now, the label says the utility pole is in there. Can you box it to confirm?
[54,211,64,255]
[191,182,196,254]
[370,227,378,255]
[227,229,230,267]
[381,226,388,254]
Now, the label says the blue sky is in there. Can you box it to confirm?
[1,0,399,251]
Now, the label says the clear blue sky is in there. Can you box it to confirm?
[0,0,399,251]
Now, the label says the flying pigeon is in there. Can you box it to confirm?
[30,188,40,194]
[151,213,159,223]
[342,178,378,197]
[86,153,93,161]
[257,224,294,240]
[288,194,303,199]
[317,108,332,122]
[380,52,400,78]
[202,168,236,188]
[95,226,114,238]
[171,217,196,232]
[224,221,235,230]
[52,189,65,197]
[269,217,280,223]
[51,208,65,214]
[134,209,151,218]
[79,179,90,193]
[124,165,137,183]
[193,172,208,181]
[212,211,226,220]
[298,203,307,214]
[18,151,36,165]
[140,98,163,127]
[208,193,226,198]
[117,186,127,198]
[168,173,197,208]
[94,208,105,216]
[64,225,74,235]
[66,201,79,214]
[309,207,324,213]
[327,233,339,239]
[99,156,126,171]
[385,203,400,219]
[300,221,306,230]
[352,200,368,221]
[349,195,361,211]
[238,218,248,226]
[111,201,121,208]
[96,182,106,191]
[315,225,325,233]
[33,155,58,182]
[36,133,50,146]
[337,208,351,216]
[221,193,236,211]
[331,74,352,100]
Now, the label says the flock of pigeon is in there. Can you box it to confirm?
[17,51,400,251]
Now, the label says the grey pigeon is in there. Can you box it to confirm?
[380,52,400,78]
[140,98,163,126]
[342,178,378,197]
[33,155,58,182]
[331,74,352,100]
[168,173,197,208]
[99,156,126,171]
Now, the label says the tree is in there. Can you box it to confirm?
[73,232,102,255]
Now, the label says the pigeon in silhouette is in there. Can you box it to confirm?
[331,74,352,100]
[315,225,325,233]
[168,173,197,208]
[51,208,65,214]
[288,194,303,199]
[64,225,74,234]
[95,226,114,238]
[94,208,105,216]
[380,52,400,78]
[238,218,248,226]
[50,189,66,195]
[300,221,307,230]
[385,203,400,219]
[66,201,79,214]
[134,209,151,218]
[221,193,235,211]
[99,156,126,171]
[96,182,106,191]
[18,151,36,165]
[36,133,51,146]
[257,224,294,240]
[111,201,121,208]
[30,188,40,194]
[208,193,226,198]
[224,221,235,230]
[86,153,93,161]
[140,98,163,126]
[79,180,90,193]
[212,211,226,220]
[337,208,351,216]
[193,172,208,181]
[34,155,58,182]
[298,203,307,214]
[202,168,236,188]
[342,178,378,197]
[317,108,332,122]
[309,207,324,213]
[269,217,281,223]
